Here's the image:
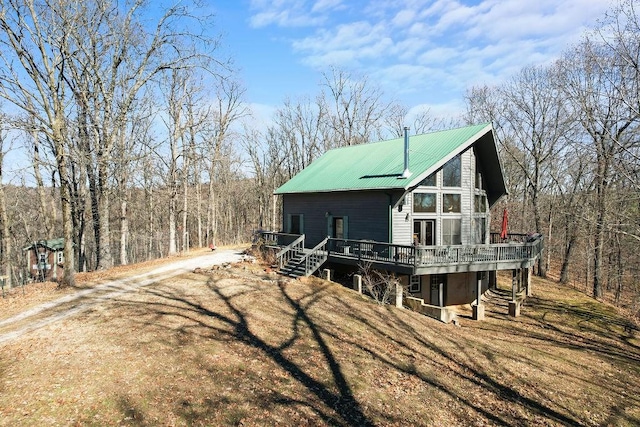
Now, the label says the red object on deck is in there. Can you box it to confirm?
[500,209,508,240]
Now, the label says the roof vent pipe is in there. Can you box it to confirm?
[401,126,411,178]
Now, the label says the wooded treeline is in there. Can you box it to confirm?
[0,0,638,314]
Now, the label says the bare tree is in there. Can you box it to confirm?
[0,0,77,286]
[0,114,11,286]
[204,76,248,247]
[559,36,640,298]
[320,67,388,148]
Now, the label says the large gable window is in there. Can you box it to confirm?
[442,219,461,245]
[474,195,486,213]
[442,194,461,213]
[413,193,436,213]
[443,155,461,187]
[419,173,436,187]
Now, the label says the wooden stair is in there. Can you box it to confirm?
[279,251,308,278]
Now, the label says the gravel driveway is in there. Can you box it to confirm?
[0,249,251,344]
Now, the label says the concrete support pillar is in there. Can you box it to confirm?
[509,300,521,317]
[476,277,483,307]
[353,274,362,294]
[473,277,485,320]
[524,267,532,297]
[322,269,331,281]
[509,269,521,317]
[395,281,403,308]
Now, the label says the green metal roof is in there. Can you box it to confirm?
[22,238,66,251]
[275,123,495,194]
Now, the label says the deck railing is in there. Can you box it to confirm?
[275,234,305,268]
[327,238,415,266]
[489,232,541,244]
[416,237,543,267]
[305,238,329,276]
[259,231,302,248]
[260,232,543,272]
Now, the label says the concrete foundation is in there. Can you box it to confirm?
[404,297,457,323]
[353,274,362,294]
[395,282,403,308]
[322,269,331,281]
[472,304,485,321]
[509,300,521,317]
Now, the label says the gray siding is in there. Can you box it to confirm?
[283,191,401,247]
[392,192,412,245]
[395,147,491,246]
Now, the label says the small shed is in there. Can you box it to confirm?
[23,238,65,282]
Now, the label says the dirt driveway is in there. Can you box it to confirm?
[0,248,251,344]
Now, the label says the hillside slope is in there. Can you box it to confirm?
[0,260,638,426]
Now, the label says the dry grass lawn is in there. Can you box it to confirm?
[0,259,638,426]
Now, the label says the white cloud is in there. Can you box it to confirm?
[248,0,611,113]
[248,0,346,28]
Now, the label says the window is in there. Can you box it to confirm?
[474,217,486,244]
[413,193,436,213]
[442,194,461,213]
[442,219,461,245]
[57,251,64,264]
[442,155,461,187]
[409,275,421,293]
[474,195,486,213]
[419,173,436,187]
[475,156,483,189]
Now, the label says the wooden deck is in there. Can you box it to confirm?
[259,232,543,276]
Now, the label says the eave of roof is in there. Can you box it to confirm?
[22,237,66,251]
[275,123,499,195]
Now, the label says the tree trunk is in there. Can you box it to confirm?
[593,151,609,299]
[0,149,10,287]
[31,131,53,237]
[120,198,128,265]
[559,217,577,284]
[53,121,76,287]
[96,159,113,269]
[169,195,177,255]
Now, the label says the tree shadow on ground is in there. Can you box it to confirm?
[104,268,640,426]
[113,274,376,426]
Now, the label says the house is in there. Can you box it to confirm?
[23,238,66,282]
[262,123,543,322]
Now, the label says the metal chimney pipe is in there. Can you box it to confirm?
[401,126,411,178]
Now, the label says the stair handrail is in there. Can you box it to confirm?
[304,237,329,276]
[276,234,305,268]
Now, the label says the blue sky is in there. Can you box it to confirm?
[213,0,611,121]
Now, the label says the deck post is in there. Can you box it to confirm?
[489,270,497,290]
[395,281,403,308]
